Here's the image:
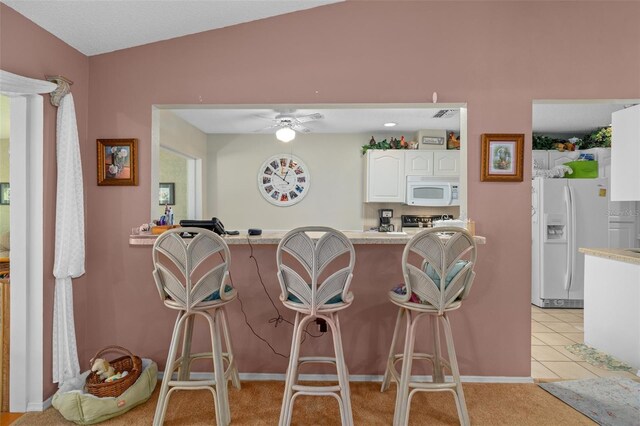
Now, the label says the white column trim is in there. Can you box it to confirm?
[1,69,52,411]
[7,95,44,412]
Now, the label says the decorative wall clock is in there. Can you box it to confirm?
[258,154,310,206]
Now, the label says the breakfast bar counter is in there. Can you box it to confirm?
[129,230,486,246]
[128,228,488,379]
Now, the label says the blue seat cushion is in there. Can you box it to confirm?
[424,260,469,289]
[390,261,469,305]
[287,293,343,304]
[203,284,234,302]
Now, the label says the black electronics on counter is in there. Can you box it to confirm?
[179,218,233,236]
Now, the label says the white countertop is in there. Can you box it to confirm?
[129,230,486,246]
[579,247,640,265]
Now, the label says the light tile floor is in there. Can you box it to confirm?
[531,305,639,382]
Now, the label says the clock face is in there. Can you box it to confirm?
[258,154,310,206]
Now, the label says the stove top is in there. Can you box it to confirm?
[401,215,447,229]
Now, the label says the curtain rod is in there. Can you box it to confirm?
[45,75,73,107]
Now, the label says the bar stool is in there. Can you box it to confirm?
[276,227,356,426]
[152,228,241,426]
[381,227,477,426]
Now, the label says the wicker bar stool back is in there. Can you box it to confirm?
[276,227,355,426]
[381,227,477,426]
[152,228,240,426]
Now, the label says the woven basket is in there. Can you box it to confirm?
[86,346,142,398]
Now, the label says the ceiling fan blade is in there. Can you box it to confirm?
[253,123,282,132]
[255,113,277,120]
[291,123,311,133]
[295,113,324,123]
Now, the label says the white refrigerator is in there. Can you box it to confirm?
[532,177,609,308]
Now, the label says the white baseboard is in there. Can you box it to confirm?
[158,371,533,384]
[27,395,52,412]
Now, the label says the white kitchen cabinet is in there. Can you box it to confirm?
[534,148,609,173]
[612,104,640,201]
[365,149,460,203]
[405,150,433,176]
[584,254,640,371]
[609,222,637,249]
[433,151,460,176]
[404,150,460,177]
[608,199,639,249]
[586,147,610,178]
[609,200,637,222]
[532,150,549,170]
[365,150,405,203]
[548,150,580,167]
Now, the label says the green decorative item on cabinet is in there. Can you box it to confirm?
[533,127,611,151]
[564,160,599,178]
[361,136,409,155]
[532,135,561,150]
[579,127,612,149]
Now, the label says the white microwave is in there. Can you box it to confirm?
[406,176,460,206]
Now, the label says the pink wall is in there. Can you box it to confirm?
[0,5,90,398]
[3,1,640,401]
[81,0,640,388]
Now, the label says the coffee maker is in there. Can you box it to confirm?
[378,209,394,232]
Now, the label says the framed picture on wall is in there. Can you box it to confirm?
[0,183,9,205]
[481,133,524,182]
[97,138,138,186]
[159,182,175,205]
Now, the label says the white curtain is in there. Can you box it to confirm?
[52,93,85,385]
[0,70,56,95]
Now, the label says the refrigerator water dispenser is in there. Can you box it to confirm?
[544,214,566,242]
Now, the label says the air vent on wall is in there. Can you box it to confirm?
[433,109,458,118]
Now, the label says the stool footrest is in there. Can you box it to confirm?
[292,384,341,393]
[298,356,336,365]
[174,352,232,363]
[392,353,451,368]
[410,381,457,390]
[168,379,218,387]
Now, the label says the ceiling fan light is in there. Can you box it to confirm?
[276,127,296,142]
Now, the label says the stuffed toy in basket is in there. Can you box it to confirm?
[52,346,157,425]
[85,346,142,397]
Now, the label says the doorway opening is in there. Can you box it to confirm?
[529,99,639,381]
[158,146,202,223]
[0,74,50,412]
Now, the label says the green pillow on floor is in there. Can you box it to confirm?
[52,359,157,425]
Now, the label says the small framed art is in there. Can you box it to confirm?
[159,182,175,205]
[481,133,524,182]
[421,136,445,146]
[97,139,138,186]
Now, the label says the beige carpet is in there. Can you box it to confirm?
[14,381,594,425]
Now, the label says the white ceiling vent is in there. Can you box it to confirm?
[433,109,458,119]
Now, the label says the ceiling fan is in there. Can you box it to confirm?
[257,110,324,142]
